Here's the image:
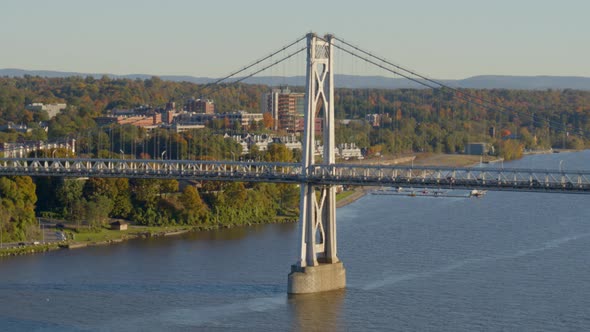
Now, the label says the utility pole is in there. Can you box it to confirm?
[38,218,44,243]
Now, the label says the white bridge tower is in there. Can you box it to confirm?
[288,33,346,294]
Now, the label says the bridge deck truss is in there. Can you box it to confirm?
[0,158,589,193]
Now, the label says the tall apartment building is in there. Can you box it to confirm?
[261,87,304,132]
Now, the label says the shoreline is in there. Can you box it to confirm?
[4,151,585,258]
[0,219,299,258]
[0,228,191,257]
[336,187,368,208]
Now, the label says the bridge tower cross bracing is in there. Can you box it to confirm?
[288,33,346,294]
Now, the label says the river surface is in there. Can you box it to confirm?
[1,151,590,331]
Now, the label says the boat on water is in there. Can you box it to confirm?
[371,187,487,199]
[470,189,487,198]
[371,188,469,198]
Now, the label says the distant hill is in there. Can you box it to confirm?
[2,68,589,90]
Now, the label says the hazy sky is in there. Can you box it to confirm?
[1,0,589,79]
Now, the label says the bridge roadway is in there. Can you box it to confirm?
[0,158,589,194]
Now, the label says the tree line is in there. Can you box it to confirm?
[334,88,590,158]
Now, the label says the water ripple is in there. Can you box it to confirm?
[362,232,590,290]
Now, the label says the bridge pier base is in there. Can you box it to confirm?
[288,262,346,294]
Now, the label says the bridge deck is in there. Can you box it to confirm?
[0,158,589,194]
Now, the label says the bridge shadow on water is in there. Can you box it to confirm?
[288,289,346,332]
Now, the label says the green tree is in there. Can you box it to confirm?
[0,176,37,241]
[84,178,132,218]
[85,195,114,228]
[264,143,293,162]
[130,179,160,208]
[56,179,85,220]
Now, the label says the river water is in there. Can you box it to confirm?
[1,151,590,331]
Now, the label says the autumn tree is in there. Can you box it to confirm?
[0,176,37,241]
[262,112,274,129]
[179,186,209,224]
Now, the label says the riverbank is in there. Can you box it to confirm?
[0,217,300,257]
[336,187,368,208]
[524,148,554,155]
[0,226,190,257]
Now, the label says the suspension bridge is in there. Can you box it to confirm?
[1,33,588,294]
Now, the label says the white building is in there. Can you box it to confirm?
[26,103,67,119]
[338,143,363,160]
[1,139,76,158]
[227,134,303,155]
[315,142,363,160]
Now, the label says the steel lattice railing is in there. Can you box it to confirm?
[1,158,589,194]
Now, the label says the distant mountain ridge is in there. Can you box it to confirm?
[1,68,589,90]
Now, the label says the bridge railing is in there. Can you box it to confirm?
[0,158,303,183]
[1,158,590,193]
[308,164,590,193]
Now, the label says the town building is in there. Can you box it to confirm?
[226,133,274,155]
[167,123,206,133]
[464,142,490,155]
[173,111,263,130]
[226,133,303,155]
[1,138,76,158]
[365,114,381,127]
[338,143,363,160]
[0,122,32,133]
[110,220,128,231]
[273,135,302,151]
[26,103,67,119]
[185,98,215,114]
[221,112,264,128]
[94,106,166,130]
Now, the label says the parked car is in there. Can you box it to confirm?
[55,232,67,241]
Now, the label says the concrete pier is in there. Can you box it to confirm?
[288,262,346,294]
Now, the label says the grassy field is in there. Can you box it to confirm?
[352,153,495,168]
[336,189,357,202]
[68,228,132,243]
[66,225,193,243]
[412,153,486,167]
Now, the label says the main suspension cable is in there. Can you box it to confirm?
[225,47,306,85]
[333,36,583,138]
[212,35,307,85]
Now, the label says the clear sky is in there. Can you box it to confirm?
[1,0,589,79]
